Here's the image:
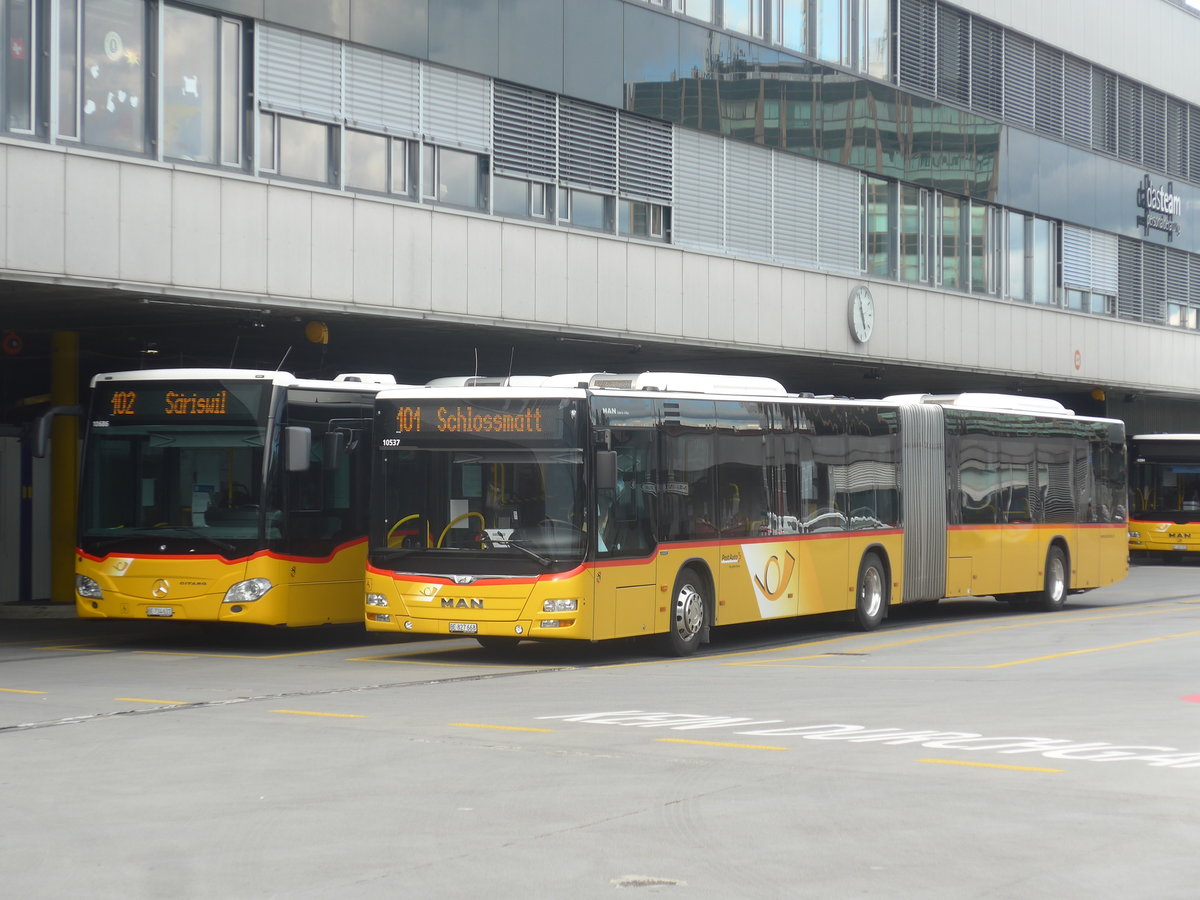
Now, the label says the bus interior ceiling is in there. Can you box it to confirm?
[2,285,1115,427]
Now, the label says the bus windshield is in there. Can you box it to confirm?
[1131,459,1200,522]
[78,380,272,558]
[372,397,587,576]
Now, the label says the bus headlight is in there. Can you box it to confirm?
[223,578,273,604]
[76,575,102,599]
[543,598,578,613]
[366,593,388,607]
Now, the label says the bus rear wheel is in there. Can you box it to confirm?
[1034,546,1069,611]
[661,567,708,657]
[852,552,888,631]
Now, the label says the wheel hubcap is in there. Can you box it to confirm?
[861,567,883,619]
[674,583,704,640]
[1048,556,1065,602]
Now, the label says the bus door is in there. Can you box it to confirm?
[998,437,1040,594]
[592,398,658,640]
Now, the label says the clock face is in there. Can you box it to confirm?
[849,286,874,343]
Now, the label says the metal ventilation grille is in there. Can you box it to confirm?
[493,82,557,180]
[772,151,819,268]
[725,140,772,261]
[559,99,617,192]
[672,128,725,251]
[1166,249,1190,310]
[1002,32,1035,128]
[935,5,969,106]
[257,24,342,120]
[969,18,1003,117]
[1034,44,1063,138]
[1117,237,1143,321]
[619,112,672,204]
[345,45,419,136]
[896,0,937,96]
[1062,55,1091,146]
[421,64,491,152]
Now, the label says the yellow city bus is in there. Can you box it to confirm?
[75,369,400,626]
[1128,433,1200,560]
[364,373,1128,654]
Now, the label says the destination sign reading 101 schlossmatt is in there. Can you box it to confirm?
[394,404,547,435]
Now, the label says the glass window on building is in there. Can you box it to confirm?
[58,0,80,139]
[725,0,763,38]
[674,0,713,23]
[344,129,387,193]
[561,189,614,232]
[939,194,964,290]
[494,176,553,220]
[899,185,928,284]
[969,202,995,295]
[863,177,894,278]
[619,199,668,240]
[422,144,488,210]
[163,6,242,167]
[5,0,35,133]
[260,113,331,184]
[861,0,889,79]
[1030,217,1054,305]
[82,0,147,154]
[1007,210,1027,302]
[813,0,844,65]
[773,0,806,53]
[1167,304,1198,329]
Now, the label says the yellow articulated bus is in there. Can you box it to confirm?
[364,373,1128,655]
[1128,433,1200,561]
[75,368,403,626]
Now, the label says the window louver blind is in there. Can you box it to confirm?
[969,19,1003,117]
[421,64,491,152]
[1142,88,1167,172]
[345,46,419,135]
[493,82,557,180]
[772,151,819,268]
[1062,226,1117,296]
[724,140,772,261]
[1062,55,1091,146]
[1091,231,1118,296]
[817,166,862,274]
[618,112,672,204]
[672,129,725,251]
[1034,44,1063,138]
[258,24,342,121]
[896,0,937,96]
[1002,33,1035,128]
[1166,99,1188,179]
[935,5,969,106]
[1191,106,1200,182]
[1091,69,1117,154]
[1166,249,1190,309]
[1141,245,1166,323]
[1117,237,1143,321]
[1117,78,1142,163]
[559,99,617,192]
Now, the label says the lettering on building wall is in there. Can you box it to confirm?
[1136,175,1183,241]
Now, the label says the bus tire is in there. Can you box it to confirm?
[1034,545,1069,611]
[661,567,708,657]
[852,552,888,631]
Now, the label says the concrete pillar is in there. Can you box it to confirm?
[50,332,78,604]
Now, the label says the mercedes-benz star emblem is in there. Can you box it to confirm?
[152,579,169,598]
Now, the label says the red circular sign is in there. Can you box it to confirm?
[1073,349,1082,371]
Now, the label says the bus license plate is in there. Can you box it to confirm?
[146,606,174,618]
[1174,544,1188,552]
[448,622,477,634]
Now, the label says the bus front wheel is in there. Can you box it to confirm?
[852,552,888,631]
[661,567,708,657]
[1034,546,1069,611]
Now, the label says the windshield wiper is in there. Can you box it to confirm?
[493,538,553,567]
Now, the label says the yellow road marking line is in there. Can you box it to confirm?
[984,629,1200,668]
[37,645,113,653]
[450,722,554,733]
[115,697,189,705]
[922,758,1063,773]
[271,709,365,719]
[349,656,502,667]
[657,738,789,751]
[0,687,47,694]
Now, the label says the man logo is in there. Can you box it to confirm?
[441,598,484,609]
[753,552,796,602]
[152,579,170,598]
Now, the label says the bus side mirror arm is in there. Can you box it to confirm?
[596,450,617,492]
[284,426,312,472]
[32,405,82,458]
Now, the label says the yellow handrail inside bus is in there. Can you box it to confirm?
[387,514,420,547]
[437,512,485,547]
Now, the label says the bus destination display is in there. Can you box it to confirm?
[92,382,267,425]
[383,400,571,443]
